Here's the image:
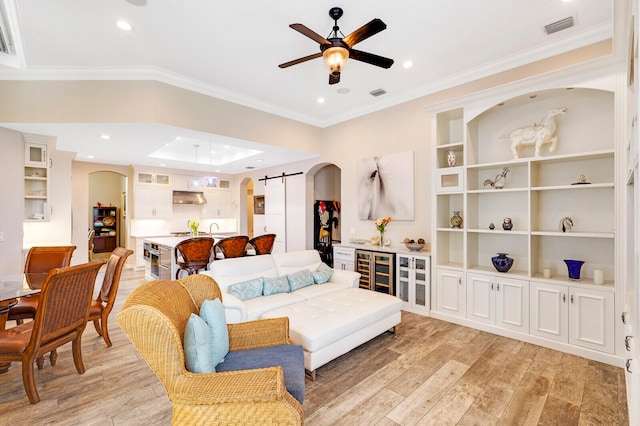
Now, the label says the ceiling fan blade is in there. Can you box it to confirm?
[290,23,331,45]
[343,18,387,47]
[279,52,323,68]
[329,72,341,85]
[349,49,394,69]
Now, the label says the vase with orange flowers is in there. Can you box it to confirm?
[374,216,391,247]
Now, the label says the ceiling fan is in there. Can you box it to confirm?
[278,7,394,85]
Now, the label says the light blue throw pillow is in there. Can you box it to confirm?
[199,299,229,368]
[312,262,334,284]
[263,276,290,296]
[287,270,315,291]
[184,313,215,373]
[227,277,264,301]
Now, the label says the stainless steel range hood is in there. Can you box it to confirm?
[172,190,207,205]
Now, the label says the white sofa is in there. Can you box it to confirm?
[201,250,402,378]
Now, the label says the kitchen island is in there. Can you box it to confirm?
[142,233,239,280]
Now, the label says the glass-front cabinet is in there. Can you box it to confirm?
[396,253,430,315]
[24,142,49,221]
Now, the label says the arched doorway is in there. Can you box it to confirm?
[306,163,341,264]
[88,171,127,260]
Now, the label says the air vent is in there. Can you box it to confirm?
[544,16,574,35]
[370,88,387,97]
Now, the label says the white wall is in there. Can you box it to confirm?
[0,127,25,274]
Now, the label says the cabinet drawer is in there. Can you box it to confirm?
[333,247,355,262]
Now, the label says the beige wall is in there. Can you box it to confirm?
[0,40,616,264]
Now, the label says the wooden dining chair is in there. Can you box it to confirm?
[174,237,215,279]
[213,235,250,259]
[248,233,277,255]
[87,247,133,347]
[0,260,105,404]
[8,246,77,325]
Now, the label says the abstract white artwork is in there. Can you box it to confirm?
[357,150,414,220]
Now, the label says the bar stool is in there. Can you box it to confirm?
[174,237,215,279]
[213,236,250,259]
[248,233,276,255]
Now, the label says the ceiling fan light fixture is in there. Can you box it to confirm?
[323,46,349,75]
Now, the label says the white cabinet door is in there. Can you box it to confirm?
[531,281,613,353]
[25,142,48,167]
[203,189,232,218]
[530,281,568,343]
[397,254,430,314]
[495,276,529,333]
[264,179,286,253]
[152,187,172,218]
[436,268,465,318]
[569,287,614,354]
[134,186,172,219]
[466,272,494,325]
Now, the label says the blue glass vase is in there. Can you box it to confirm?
[563,259,584,280]
[491,253,513,273]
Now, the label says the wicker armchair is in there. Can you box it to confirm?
[116,275,304,425]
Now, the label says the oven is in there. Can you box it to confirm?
[158,245,172,280]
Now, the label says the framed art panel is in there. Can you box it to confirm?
[254,195,265,214]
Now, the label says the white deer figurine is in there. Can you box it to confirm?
[502,107,567,159]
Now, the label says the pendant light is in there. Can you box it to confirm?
[204,141,218,187]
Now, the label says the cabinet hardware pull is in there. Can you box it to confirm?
[625,336,632,351]
[458,277,462,285]
[570,294,574,303]
[562,293,566,303]
[49,158,53,168]
[626,359,633,374]
[490,283,494,290]
[496,283,500,291]
[622,312,629,324]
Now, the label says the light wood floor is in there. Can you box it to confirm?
[0,269,629,425]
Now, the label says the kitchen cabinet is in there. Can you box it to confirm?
[396,253,430,315]
[466,272,529,333]
[202,188,232,218]
[530,281,614,354]
[333,246,354,271]
[136,172,170,186]
[435,267,465,318]
[24,142,50,221]
[355,249,394,295]
[133,186,172,219]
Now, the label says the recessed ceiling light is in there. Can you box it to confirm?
[402,60,414,69]
[116,20,132,31]
[159,163,166,167]
[317,97,325,104]
[87,155,95,159]
[256,159,263,163]
[100,134,111,140]
[337,88,351,94]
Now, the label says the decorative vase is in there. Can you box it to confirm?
[379,231,385,246]
[492,253,514,273]
[451,211,463,228]
[564,259,584,280]
[447,150,457,167]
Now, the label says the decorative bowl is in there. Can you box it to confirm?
[404,242,425,251]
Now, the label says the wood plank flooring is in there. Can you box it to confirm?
[0,269,629,425]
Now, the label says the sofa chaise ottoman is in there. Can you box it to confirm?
[202,250,402,378]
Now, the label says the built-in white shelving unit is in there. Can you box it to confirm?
[430,78,626,367]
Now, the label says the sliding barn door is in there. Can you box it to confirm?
[264,178,286,253]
